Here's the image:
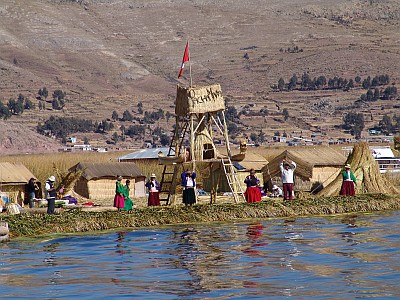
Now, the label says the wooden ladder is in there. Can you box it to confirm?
[221,157,245,203]
[159,122,189,205]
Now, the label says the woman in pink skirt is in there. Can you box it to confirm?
[114,175,125,210]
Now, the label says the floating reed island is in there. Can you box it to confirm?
[2,142,400,240]
[1,193,400,239]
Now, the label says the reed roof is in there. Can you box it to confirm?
[0,162,36,184]
[69,162,144,181]
[234,152,269,171]
[262,147,346,180]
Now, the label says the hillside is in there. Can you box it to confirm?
[0,121,61,154]
[0,0,399,152]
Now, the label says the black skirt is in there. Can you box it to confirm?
[183,188,196,205]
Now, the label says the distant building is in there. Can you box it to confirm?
[118,147,173,162]
[67,137,77,143]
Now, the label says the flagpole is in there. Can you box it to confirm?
[188,40,192,87]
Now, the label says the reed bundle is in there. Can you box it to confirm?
[318,142,399,196]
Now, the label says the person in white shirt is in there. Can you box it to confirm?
[280,158,296,200]
[181,170,196,206]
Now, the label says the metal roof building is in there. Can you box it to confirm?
[118,147,174,161]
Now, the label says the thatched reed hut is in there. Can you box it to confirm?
[0,162,40,204]
[203,152,268,192]
[69,162,146,200]
[262,147,347,192]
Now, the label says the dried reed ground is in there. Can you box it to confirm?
[2,193,400,239]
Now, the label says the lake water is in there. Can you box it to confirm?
[1,210,400,299]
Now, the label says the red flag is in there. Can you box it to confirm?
[178,41,189,78]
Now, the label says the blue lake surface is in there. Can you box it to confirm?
[1,210,400,299]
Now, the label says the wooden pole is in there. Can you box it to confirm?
[190,114,195,172]
[188,40,193,88]
[210,162,215,204]
[221,111,232,158]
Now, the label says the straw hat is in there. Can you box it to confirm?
[48,176,56,182]
[345,164,351,169]
[151,173,156,178]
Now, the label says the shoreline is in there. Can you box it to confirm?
[1,194,399,240]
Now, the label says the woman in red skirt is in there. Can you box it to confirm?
[244,169,262,203]
[340,164,357,196]
[145,174,160,206]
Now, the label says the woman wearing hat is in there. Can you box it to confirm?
[114,175,125,210]
[181,169,197,206]
[280,158,297,200]
[145,174,160,206]
[340,164,357,196]
[45,175,57,214]
[244,168,261,203]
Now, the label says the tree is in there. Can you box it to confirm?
[53,89,66,101]
[379,114,392,134]
[137,102,143,114]
[282,108,289,121]
[347,79,354,89]
[83,136,89,144]
[24,98,34,110]
[301,72,312,90]
[52,99,61,110]
[7,98,24,115]
[373,88,380,101]
[278,78,285,91]
[288,74,297,90]
[258,132,266,144]
[166,111,173,122]
[38,87,49,99]
[112,132,119,144]
[160,134,171,146]
[122,110,133,121]
[343,112,364,139]
[120,125,126,141]
[382,86,397,100]
[362,76,371,89]
[316,76,327,89]
[225,106,239,122]
[250,132,258,143]
[112,110,119,121]
[227,122,239,135]
[0,101,11,119]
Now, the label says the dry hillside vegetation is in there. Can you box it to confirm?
[0,0,399,152]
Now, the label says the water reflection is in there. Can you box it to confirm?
[115,231,128,255]
[1,211,400,298]
[243,223,265,257]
